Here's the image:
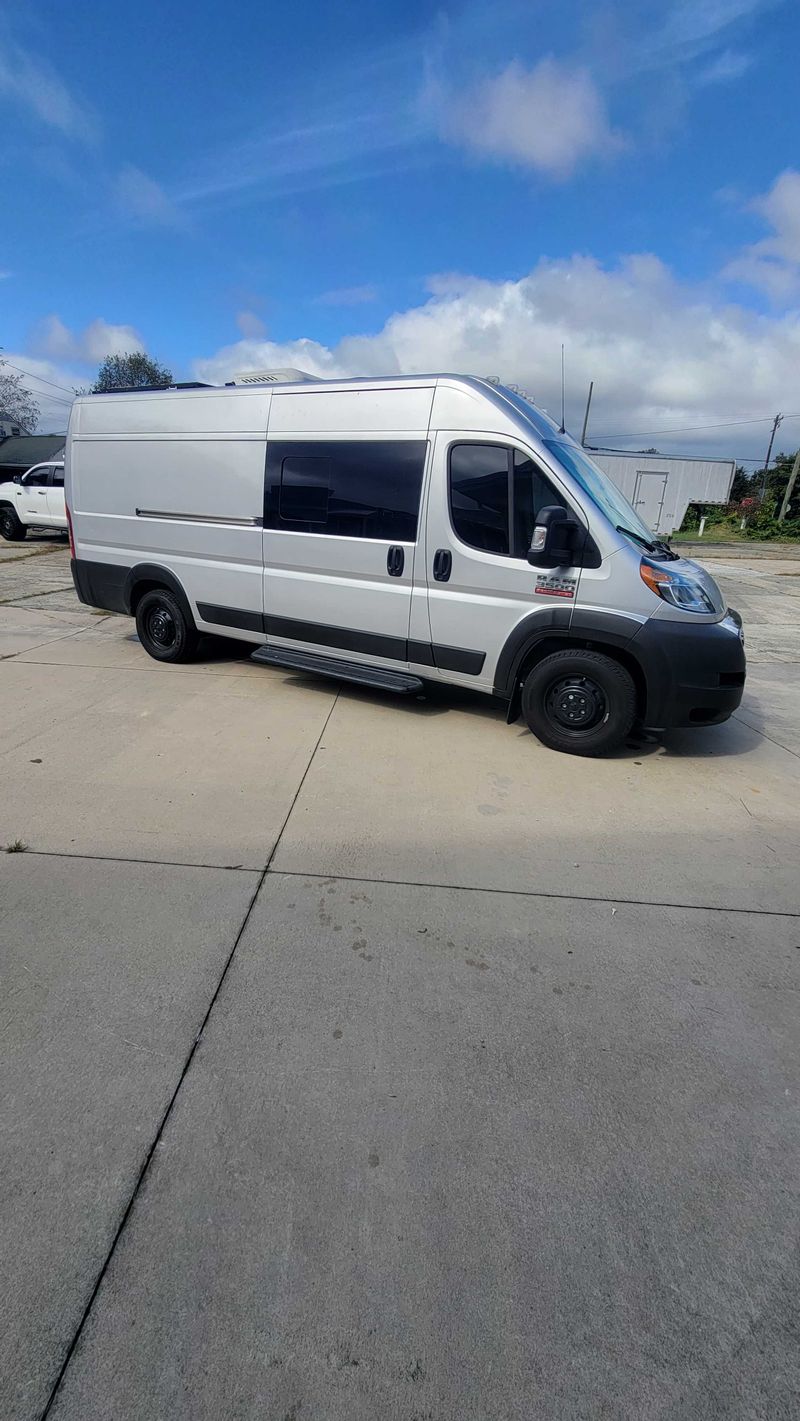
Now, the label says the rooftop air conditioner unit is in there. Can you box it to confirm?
[233,368,324,385]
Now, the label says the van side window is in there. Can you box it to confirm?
[267,440,427,540]
[449,444,568,557]
[449,444,511,555]
[512,450,568,557]
[280,456,331,524]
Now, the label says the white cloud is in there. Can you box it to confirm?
[81,318,145,363]
[0,353,83,433]
[314,285,379,307]
[723,169,800,300]
[629,0,775,73]
[236,310,267,339]
[32,315,145,364]
[0,41,96,141]
[697,48,752,84]
[6,317,147,431]
[197,337,346,386]
[440,58,625,178]
[0,269,11,280]
[194,252,800,461]
[115,166,183,228]
[752,169,800,262]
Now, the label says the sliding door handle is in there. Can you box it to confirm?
[387,545,404,576]
[433,549,452,582]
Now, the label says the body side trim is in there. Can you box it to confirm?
[136,508,262,527]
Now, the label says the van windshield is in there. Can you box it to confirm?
[543,440,655,546]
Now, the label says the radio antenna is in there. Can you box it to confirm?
[559,344,566,433]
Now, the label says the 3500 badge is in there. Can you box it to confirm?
[534,574,577,599]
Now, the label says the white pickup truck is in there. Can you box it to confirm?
[0,462,67,540]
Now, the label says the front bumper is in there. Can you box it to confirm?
[632,610,746,728]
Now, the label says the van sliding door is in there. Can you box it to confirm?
[262,437,427,669]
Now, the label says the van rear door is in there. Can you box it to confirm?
[423,433,587,690]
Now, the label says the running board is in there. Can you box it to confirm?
[251,645,424,694]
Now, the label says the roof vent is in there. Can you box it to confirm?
[233,367,324,385]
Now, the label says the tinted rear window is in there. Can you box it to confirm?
[266,440,427,540]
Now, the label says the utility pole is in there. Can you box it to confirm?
[760,413,782,501]
[778,447,800,522]
[580,381,594,446]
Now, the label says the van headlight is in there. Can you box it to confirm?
[639,558,721,614]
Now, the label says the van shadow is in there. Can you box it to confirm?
[195,637,764,760]
[281,672,508,723]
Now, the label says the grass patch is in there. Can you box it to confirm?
[4,839,29,853]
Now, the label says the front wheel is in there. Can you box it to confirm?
[135,588,200,663]
[521,649,637,756]
[0,506,26,541]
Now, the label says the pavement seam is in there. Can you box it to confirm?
[11,846,798,918]
[266,866,800,919]
[37,688,340,1420]
[10,656,268,681]
[0,544,66,564]
[732,711,800,762]
[0,586,76,605]
[263,688,341,873]
[37,864,270,1420]
[0,621,112,661]
[19,849,262,873]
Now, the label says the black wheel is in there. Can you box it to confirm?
[521,649,636,756]
[135,588,199,663]
[0,506,26,541]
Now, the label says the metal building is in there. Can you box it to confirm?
[589,450,735,535]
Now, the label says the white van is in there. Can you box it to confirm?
[65,373,745,756]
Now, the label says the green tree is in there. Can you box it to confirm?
[92,351,173,392]
[749,452,800,518]
[730,465,754,501]
[0,355,40,432]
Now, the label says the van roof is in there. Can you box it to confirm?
[75,372,560,435]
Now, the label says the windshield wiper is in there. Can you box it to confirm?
[616,524,656,552]
[652,537,679,560]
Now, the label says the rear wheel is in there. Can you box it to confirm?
[521,649,636,756]
[0,506,26,541]
[135,588,199,663]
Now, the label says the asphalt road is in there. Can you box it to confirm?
[2,538,799,1420]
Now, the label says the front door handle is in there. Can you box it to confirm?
[433,549,452,582]
[387,545,404,577]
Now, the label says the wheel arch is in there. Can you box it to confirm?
[125,564,196,627]
[495,610,649,723]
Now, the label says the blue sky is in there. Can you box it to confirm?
[1,0,799,460]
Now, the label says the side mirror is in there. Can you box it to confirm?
[527,505,580,568]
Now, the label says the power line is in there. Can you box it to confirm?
[593,414,800,441]
[0,358,77,398]
[16,388,74,409]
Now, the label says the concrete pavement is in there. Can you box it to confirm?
[1,543,799,1419]
[1,854,259,1421]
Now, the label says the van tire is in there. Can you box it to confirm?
[0,506,26,541]
[521,649,636,756]
[135,588,200,663]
